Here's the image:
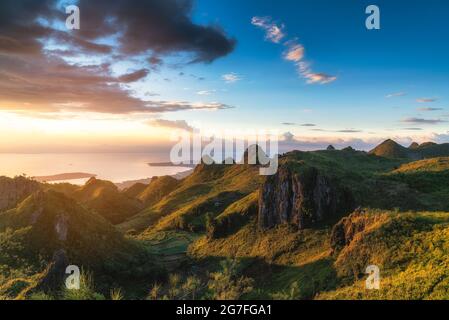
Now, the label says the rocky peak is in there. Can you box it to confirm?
[0,176,41,212]
[258,165,354,230]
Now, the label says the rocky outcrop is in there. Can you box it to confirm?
[0,176,41,212]
[330,208,367,252]
[258,166,354,230]
[35,249,70,293]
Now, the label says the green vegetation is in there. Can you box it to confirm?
[2,140,449,300]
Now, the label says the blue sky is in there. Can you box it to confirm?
[1,0,448,152]
[153,0,449,143]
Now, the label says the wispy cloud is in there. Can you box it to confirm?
[298,61,337,84]
[222,73,242,83]
[282,122,296,126]
[300,123,316,127]
[148,119,194,131]
[251,17,285,43]
[417,107,443,111]
[336,129,363,133]
[417,98,437,103]
[401,117,446,125]
[196,90,216,96]
[283,42,304,62]
[386,92,406,98]
[252,17,336,85]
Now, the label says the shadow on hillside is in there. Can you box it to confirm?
[187,255,338,300]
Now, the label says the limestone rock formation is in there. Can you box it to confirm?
[258,166,354,230]
[0,176,41,212]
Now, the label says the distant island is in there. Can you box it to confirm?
[33,172,97,182]
[148,162,197,168]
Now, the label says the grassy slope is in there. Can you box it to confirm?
[118,163,262,234]
[318,210,449,300]
[3,149,449,300]
[185,153,449,300]
[0,190,161,299]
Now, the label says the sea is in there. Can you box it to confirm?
[0,153,191,185]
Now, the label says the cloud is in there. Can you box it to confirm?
[142,101,234,113]
[417,98,437,103]
[148,119,194,131]
[0,0,236,116]
[118,69,150,83]
[196,90,216,96]
[283,42,304,62]
[401,117,446,125]
[251,17,336,85]
[222,73,242,83]
[282,122,316,127]
[417,107,444,112]
[336,129,363,133]
[298,62,337,84]
[386,92,406,98]
[282,131,295,142]
[403,128,423,131]
[251,17,285,43]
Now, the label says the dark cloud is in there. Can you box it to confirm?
[118,69,149,83]
[281,122,296,126]
[0,0,235,116]
[300,123,316,127]
[401,118,447,125]
[336,129,362,133]
[76,0,235,62]
[417,107,444,112]
[416,98,437,103]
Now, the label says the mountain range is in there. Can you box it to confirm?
[1,139,449,300]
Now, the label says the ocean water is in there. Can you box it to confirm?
[0,153,190,184]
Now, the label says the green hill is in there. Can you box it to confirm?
[2,142,449,300]
[0,190,161,299]
[369,139,410,159]
[54,178,144,224]
[370,139,449,160]
[136,176,180,207]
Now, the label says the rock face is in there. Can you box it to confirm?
[0,176,41,212]
[258,166,354,230]
[329,208,366,252]
[35,249,70,292]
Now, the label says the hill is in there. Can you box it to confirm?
[0,176,41,212]
[369,139,411,159]
[370,139,449,160]
[136,176,180,207]
[53,177,144,224]
[0,190,161,299]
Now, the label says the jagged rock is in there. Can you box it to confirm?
[35,249,69,293]
[327,145,336,151]
[242,144,269,165]
[0,176,41,212]
[329,208,370,253]
[258,166,354,230]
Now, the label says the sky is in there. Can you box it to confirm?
[0,0,448,153]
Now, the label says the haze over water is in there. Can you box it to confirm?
[0,153,189,184]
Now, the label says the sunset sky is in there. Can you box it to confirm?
[0,0,448,153]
